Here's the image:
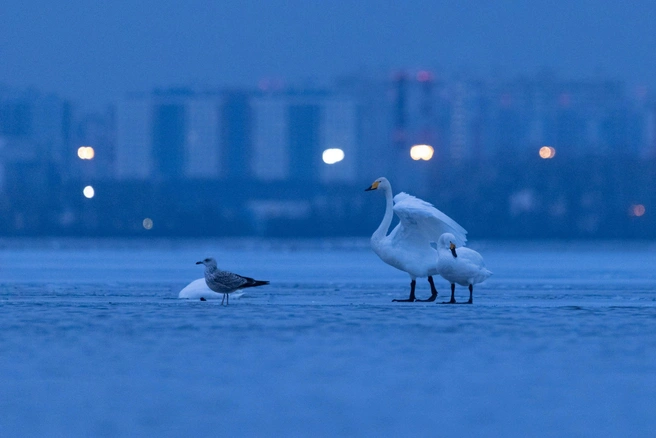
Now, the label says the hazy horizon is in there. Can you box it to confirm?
[2,1,655,109]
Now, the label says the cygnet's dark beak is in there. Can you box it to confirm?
[196,261,203,265]
[449,242,458,258]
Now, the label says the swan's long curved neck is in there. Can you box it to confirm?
[372,188,394,242]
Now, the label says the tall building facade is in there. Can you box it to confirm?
[114,74,655,185]
[250,90,359,184]
[115,90,226,180]
[0,88,71,190]
[115,97,152,179]
[185,97,221,179]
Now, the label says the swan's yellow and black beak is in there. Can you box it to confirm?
[450,242,458,258]
[365,181,380,191]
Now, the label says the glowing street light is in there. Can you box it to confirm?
[410,144,434,161]
[630,204,646,217]
[143,218,154,230]
[322,148,345,164]
[83,186,95,199]
[77,146,95,160]
[539,146,556,159]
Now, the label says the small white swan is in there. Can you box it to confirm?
[365,177,468,302]
[436,233,492,304]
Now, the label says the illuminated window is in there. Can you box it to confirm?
[416,71,432,82]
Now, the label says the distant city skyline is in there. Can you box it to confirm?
[1,1,655,109]
[0,69,655,237]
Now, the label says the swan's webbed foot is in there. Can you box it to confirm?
[393,280,417,302]
[440,283,457,304]
[200,297,206,301]
[428,276,438,298]
[416,292,437,302]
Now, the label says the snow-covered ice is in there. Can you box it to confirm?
[0,239,654,436]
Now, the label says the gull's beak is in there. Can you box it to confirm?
[196,261,203,265]
[365,181,380,191]
[449,242,458,258]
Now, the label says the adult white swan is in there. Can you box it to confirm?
[436,233,492,304]
[365,177,468,302]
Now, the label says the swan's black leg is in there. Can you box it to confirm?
[417,276,438,302]
[393,280,416,302]
[467,284,473,304]
[221,294,226,306]
[441,283,457,304]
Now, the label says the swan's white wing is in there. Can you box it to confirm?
[457,248,493,283]
[458,247,487,271]
[437,247,492,286]
[393,192,468,246]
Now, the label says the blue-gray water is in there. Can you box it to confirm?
[1,239,655,437]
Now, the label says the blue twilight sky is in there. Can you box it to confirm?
[1,0,655,108]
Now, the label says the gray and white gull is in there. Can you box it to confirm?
[196,257,269,305]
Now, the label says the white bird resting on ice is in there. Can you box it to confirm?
[365,177,468,302]
[435,233,492,304]
[178,278,246,301]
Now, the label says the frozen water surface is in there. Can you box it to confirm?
[1,239,655,436]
